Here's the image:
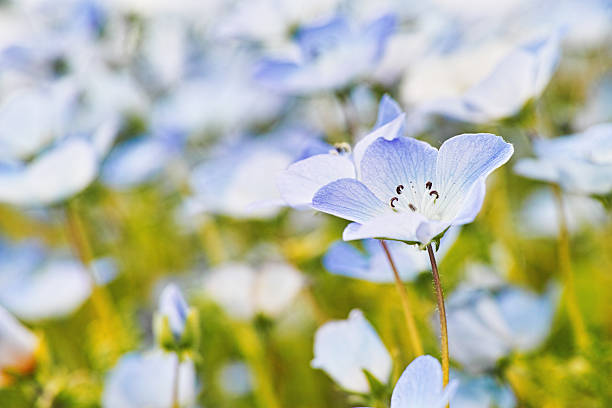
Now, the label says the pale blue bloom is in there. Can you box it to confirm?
[103,350,197,408]
[158,284,189,340]
[203,262,304,320]
[515,123,612,194]
[0,118,119,207]
[187,128,325,219]
[323,226,459,283]
[519,188,607,238]
[101,129,184,190]
[363,355,458,408]
[0,240,95,321]
[311,309,392,393]
[255,14,396,94]
[406,30,562,132]
[440,283,559,372]
[450,370,516,408]
[218,361,252,397]
[310,133,513,245]
[277,94,405,209]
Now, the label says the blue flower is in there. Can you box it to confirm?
[255,14,396,94]
[323,227,460,283]
[439,282,559,372]
[514,123,612,194]
[363,355,458,408]
[309,133,513,245]
[311,309,391,393]
[404,30,562,132]
[158,284,190,340]
[102,350,198,408]
[278,94,405,209]
[450,370,516,408]
[101,129,184,190]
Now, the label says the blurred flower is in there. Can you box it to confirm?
[514,123,612,194]
[518,188,607,238]
[203,262,303,320]
[102,350,197,408]
[311,133,513,245]
[278,94,405,208]
[158,284,189,339]
[0,306,38,386]
[186,128,325,219]
[101,129,184,190]
[404,30,562,132]
[0,116,119,207]
[440,282,559,372]
[0,240,95,321]
[323,226,459,282]
[364,355,458,408]
[255,14,396,93]
[311,309,391,393]
[450,370,516,408]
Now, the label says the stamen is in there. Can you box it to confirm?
[429,190,439,199]
[333,142,351,154]
[396,185,404,194]
[390,197,399,208]
[408,204,417,212]
[426,181,432,190]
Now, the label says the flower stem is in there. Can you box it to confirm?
[380,240,423,357]
[427,244,449,388]
[172,354,180,408]
[551,185,590,350]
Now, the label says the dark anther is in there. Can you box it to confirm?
[429,190,439,199]
[408,203,417,212]
[396,185,404,194]
[390,197,399,208]
[426,181,432,190]
[333,142,351,154]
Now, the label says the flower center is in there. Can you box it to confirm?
[389,180,440,218]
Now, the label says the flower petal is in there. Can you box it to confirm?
[312,178,390,224]
[435,133,513,219]
[353,112,406,177]
[277,153,355,208]
[360,136,437,207]
[342,212,428,242]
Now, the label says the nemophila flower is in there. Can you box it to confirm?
[311,309,392,393]
[0,240,115,321]
[152,50,283,139]
[203,262,304,321]
[101,129,184,190]
[277,94,406,209]
[0,305,38,386]
[438,282,559,373]
[186,128,326,220]
[310,133,513,246]
[218,361,252,397]
[102,350,197,408]
[158,284,189,340]
[363,355,458,408]
[0,117,119,207]
[403,31,562,133]
[0,81,76,161]
[323,227,459,283]
[450,370,516,408]
[514,123,612,195]
[519,188,607,238]
[255,13,396,94]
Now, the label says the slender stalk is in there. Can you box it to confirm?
[380,240,423,356]
[427,244,449,388]
[551,185,590,350]
[171,354,180,408]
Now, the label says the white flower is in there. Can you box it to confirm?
[311,309,391,393]
[0,305,38,385]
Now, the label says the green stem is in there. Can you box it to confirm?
[427,244,449,389]
[380,240,423,357]
[551,185,590,350]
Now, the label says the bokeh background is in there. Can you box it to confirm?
[0,0,611,407]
